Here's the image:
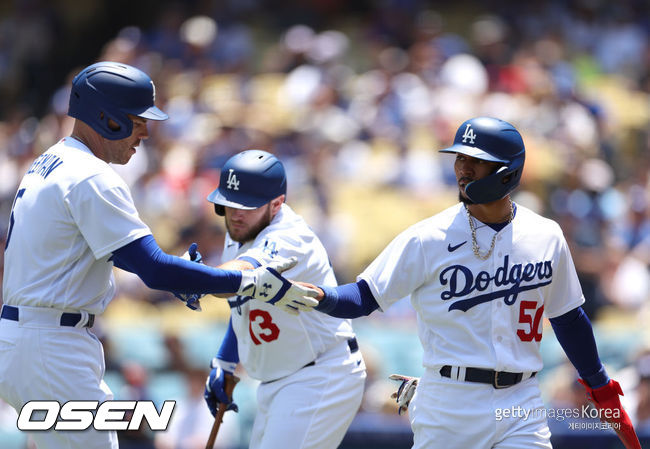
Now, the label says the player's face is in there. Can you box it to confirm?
[102,115,149,165]
[224,203,274,243]
[454,153,501,204]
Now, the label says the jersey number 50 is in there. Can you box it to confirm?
[516,301,544,342]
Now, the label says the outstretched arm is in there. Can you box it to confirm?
[296,279,380,318]
[210,259,256,298]
[111,235,242,294]
[112,235,317,313]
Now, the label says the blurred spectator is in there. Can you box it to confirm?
[162,333,191,373]
[118,361,156,449]
[0,0,59,117]
[154,368,240,449]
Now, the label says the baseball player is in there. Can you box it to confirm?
[284,117,642,449]
[202,150,366,449]
[0,62,314,449]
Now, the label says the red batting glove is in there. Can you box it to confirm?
[578,378,641,449]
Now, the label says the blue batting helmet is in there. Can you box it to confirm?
[207,150,287,216]
[439,116,525,204]
[68,61,168,140]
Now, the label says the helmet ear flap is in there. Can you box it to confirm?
[214,204,225,216]
[98,108,133,140]
[501,169,518,185]
[465,158,524,203]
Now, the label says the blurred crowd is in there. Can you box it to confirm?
[1,0,650,448]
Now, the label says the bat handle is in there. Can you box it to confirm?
[205,374,240,449]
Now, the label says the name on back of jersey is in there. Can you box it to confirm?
[26,153,63,179]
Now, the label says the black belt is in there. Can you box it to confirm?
[1,305,95,328]
[302,338,359,369]
[263,338,359,384]
[440,365,535,389]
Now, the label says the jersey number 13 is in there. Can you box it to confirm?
[249,309,280,345]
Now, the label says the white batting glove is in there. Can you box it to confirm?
[389,374,419,415]
[237,257,319,315]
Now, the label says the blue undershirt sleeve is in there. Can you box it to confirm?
[315,280,380,318]
[111,235,242,294]
[215,318,239,372]
[549,306,609,388]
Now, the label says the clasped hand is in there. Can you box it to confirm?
[237,257,320,315]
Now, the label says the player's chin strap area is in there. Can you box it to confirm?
[439,365,536,389]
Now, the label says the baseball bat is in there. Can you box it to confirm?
[205,374,240,449]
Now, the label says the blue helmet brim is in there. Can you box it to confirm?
[134,105,168,121]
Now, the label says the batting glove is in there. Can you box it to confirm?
[204,363,238,417]
[389,374,419,415]
[578,378,642,449]
[237,257,319,315]
[173,242,204,311]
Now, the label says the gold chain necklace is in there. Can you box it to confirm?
[464,202,514,260]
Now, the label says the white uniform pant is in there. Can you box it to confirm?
[0,306,117,449]
[409,367,552,449]
[249,338,366,449]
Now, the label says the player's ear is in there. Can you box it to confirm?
[106,117,121,132]
[270,195,285,214]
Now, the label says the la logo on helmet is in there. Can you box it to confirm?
[462,123,477,144]
[227,169,240,190]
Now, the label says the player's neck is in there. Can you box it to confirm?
[70,122,106,162]
[465,197,513,224]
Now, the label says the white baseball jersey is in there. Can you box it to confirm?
[223,204,356,382]
[359,202,585,373]
[3,137,151,314]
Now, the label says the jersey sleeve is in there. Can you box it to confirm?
[237,239,287,266]
[543,228,586,318]
[215,318,240,372]
[358,227,427,311]
[65,171,151,260]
